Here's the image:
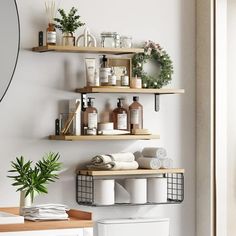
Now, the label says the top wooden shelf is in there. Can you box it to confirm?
[77,168,185,176]
[0,208,92,233]
[32,45,144,55]
[76,86,185,94]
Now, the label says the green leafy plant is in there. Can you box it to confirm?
[54,7,85,34]
[8,152,62,202]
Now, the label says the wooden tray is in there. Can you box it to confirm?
[0,208,92,233]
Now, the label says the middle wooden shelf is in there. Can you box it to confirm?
[49,134,160,141]
[76,86,185,94]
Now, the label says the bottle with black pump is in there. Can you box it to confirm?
[112,98,128,131]
[82,97,98,135]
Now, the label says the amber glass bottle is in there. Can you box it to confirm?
[82,97,98,135]
[46,23,56,45]
[112,98,128,131]
[129,96,143,133]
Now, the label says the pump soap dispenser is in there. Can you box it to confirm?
[112,98,128,131]
[82,97,98,135]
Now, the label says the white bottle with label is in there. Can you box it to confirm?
[82,97,98,135]
[112,98,128,131]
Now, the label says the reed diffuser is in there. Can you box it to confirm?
[45,1,57,45]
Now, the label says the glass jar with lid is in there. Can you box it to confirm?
[120,36,132,48]
[101,32,120,48]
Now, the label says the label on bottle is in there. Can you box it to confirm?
[108,75,117,86]
[121,75,129,86]
[100,68,111,84]
[117,113,127,130]
[130,109,140,124]
[88,112,98,128]
[47,32,56,43]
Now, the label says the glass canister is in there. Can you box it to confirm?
[101,32,120,48]
[120,36,133,48]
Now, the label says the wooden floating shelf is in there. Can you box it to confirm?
[0,208,92,233]
[32,45,144,55]
[49,134,160,141]
[76,86,185,94]
[77,168,185,176]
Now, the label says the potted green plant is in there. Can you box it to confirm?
[8,152,62,215]
[54,7,85,46]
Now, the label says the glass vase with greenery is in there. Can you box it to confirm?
[54,7,85,46]
[8,152,62,213]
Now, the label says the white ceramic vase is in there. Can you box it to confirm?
[19,190,32,216]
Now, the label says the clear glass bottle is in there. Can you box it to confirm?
[121,68,129,87]
[46,23,56,46]
[112,98,128,131]
[100,55,110,86]
[82,97,98,135]
[108,68,117,86]
[129,96,143,133]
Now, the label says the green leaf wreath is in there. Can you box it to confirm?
[132,41,174,88]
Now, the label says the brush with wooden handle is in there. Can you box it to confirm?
[61,101,80,135]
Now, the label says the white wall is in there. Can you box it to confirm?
[0,0,195,235]
[227,0,236,234]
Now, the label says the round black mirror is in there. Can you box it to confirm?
[0,0,20,102]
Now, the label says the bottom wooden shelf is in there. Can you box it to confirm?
[49,134,160,141]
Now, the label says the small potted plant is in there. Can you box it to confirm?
[54,7,85,46]
[8,152,62,215]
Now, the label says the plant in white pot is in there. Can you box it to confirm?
[54,7,85,46]
[8,152,62,215]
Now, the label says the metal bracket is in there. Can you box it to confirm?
[81,93,87,111]
[154,94,160,112]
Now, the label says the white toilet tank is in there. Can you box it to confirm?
[97,218,169,236]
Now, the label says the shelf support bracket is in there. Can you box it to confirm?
[154,94,160,112]
[81,93,87,111]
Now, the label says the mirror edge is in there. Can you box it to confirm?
[0,0,20,103]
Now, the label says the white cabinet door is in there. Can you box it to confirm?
[0,228,93,236]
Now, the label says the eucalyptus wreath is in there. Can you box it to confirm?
[132,41,174,88]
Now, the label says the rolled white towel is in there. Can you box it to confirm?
[87,161,139,170]
[109,152,135,162]
[137,157,161,169]
[111,161,139,170]
[160,158,173,168]
[142,147,167,158]
[91,153,135,164]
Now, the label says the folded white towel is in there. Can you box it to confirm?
[142,147,167,158]
[87,161,139,170]
[137,157,162,169]
[91,153,135,164]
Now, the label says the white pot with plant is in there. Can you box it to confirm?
[8,152,62,215]
[54,7,85,46]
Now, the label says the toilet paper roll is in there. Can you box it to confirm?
[94,179,115,205]
[124,178,147,204]
[115,182,130,203]
[147,177,167,203]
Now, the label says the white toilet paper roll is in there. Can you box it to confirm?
[115,182,130,203]
[147,177,167,203]
[124,178,147,204]
[94,179,115,205]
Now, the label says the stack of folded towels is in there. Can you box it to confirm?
[137,147,173,169]
[87,152,139,170]
[22,204,69,221]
